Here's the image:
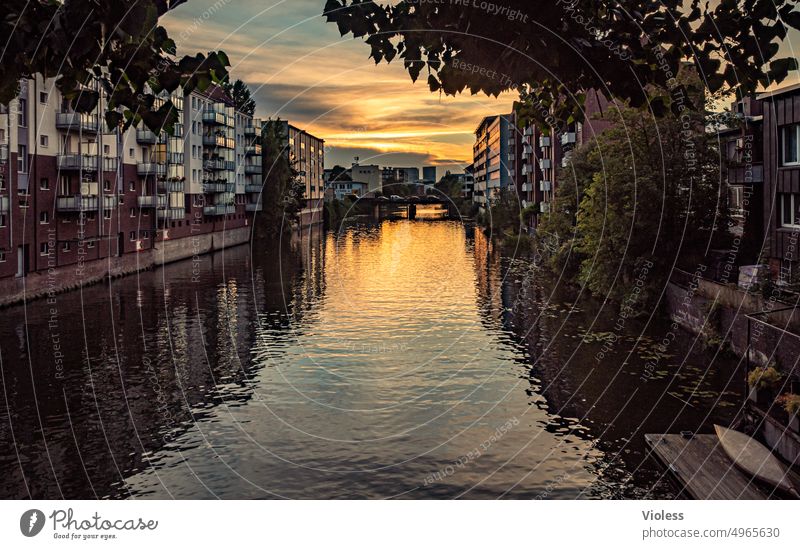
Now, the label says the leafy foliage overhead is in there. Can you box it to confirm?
[323,0,800,125]
[1,0,230,132]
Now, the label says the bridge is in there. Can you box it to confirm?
[355,196,455,220]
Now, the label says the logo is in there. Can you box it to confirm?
[20,509,45,537]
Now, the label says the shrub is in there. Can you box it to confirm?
[778,393,800,416]
[747,364,782,391]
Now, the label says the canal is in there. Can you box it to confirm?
[0,220,744,499]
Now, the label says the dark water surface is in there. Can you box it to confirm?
[0,220,744,499]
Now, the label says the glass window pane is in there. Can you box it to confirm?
[794,194,800,226]
[784,126,799,164]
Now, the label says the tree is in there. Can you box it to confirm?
[222,78,256,115]
[1,0,229,133]
[323,0,800,126]
[562,104,730,306]
[258,120,306,237]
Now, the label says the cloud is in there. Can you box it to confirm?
[161,0,515,170]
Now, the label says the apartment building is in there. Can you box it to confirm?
[472,114,514,209]
[271,121,325,226]
[757,83,800,281]
[381,166,420,188]
[0,76,258,302]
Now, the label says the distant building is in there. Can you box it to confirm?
[351,163,382,193]
[271,121,325,226]
[472,114,514,209]
[331,181,368,200]
[423,166,437,183]
[381,166,420,188]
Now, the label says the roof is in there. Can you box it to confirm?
[757,82,800,101]
[474,114,510,136]
[287,123,325,143]
[193,83,235,107]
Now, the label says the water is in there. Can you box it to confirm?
[0,220,744,499]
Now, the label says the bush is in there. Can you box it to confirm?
[778,393,800,416]
[747,364,782,390]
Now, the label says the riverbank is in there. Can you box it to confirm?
[0,226,251,309]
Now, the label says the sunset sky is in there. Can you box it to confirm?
[162,0,516,175]
[162,0,800,175]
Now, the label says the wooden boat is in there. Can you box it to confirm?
[714,425,798,497]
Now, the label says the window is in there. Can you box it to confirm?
[129,148,134,158]
[17,145,27,173]
[62,241,71,252]
[130,231,136,241]
[103,180,111,192]
[0,214,6,227]
[39,242,49,256]
[0,250,5,263]
[40,135,49,148]
[87,241,95,249]
[782,125,800,166]
[40,178,49,190]
[39,211,49,224]
[39,91,48,104]
[18,98,27,127]
[103,209,111,220]
[86,212,95,221]
[103,144,110,155]
[780,193,800,228]
[130,208,136,217]
[128,181,135,191]
[728,186,744,216]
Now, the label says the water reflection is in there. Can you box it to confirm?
[0,221,742,499]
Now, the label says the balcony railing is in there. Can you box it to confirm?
[539,136,551,148]
[244,183,263,193]
[521,183,533,192]
[0,195,9,212]
[158,180,185,192]
[540,202,551,213]
[540,180,552,192]
[56,194,98,212]
[203,204,235,216]
[138,194,168,209]
[204,158,227,171]
[202,110,229,126]
[246,202,262,212]
[102,194,118,209]
[136,129,159,144]
[244,125,259,137]
[245,144,262,156]
[202,180,234,193]
[202,134,234,148]
[55,112,100,133]
[561,132,577,146]
[57,154,96,171]
[540,158,552,170]
[0,145,8,162]
[137,162,167,177]
[245,163,262,175]
[157,208,186,221]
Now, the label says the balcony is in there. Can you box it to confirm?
[137,162,166,177]
[540,180,552,192]
[540,158,552,170]
[245,163,262,175]
[55,112,100,133]
[202,109,228,125]
[203,204,235,216]
[102,194,118,209]
[523,144,533,155]
[202,134,234,149]
[136,129,159,144]
[246,202,262,212]
[56,194,98,212]
[138,194,168,209]
[524,126,534,136]
[244,125,258,137]
[202,180,234,193]
[0,195,9,212]
[561,132,577,147]
[204,158,227,171]
[158,208,186,221]
[245,144,262,156]
[57,154,96,171]
[245,183,263,193]
[521,183,533,192]
[158,180,185,192]
[539,136,551,148]
[0,145,8,162]
[540,202,551,214]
